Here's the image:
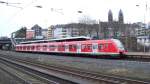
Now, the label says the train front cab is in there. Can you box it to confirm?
[111,39,126,58]
[95,40,117,58]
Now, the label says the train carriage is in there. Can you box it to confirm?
[15,37,126,58]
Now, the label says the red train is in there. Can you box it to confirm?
[15,37,126,58]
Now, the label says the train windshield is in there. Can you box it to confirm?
[112,39,125,50]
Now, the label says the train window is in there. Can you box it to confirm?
[25,46,28,49]
[81,44,86,49]
[49,45,52,48]
[69,45,72,49]
[105,43,108,48]
[58,45,65,49]
[72,45,76,49]
[98,44,103,50]
[36,45,40,49]
[21,46,23,49]
[49,45,56,50]
[23,46,26,49]
[27,46,30,50]
[74,45,77,49]
[43,45,47,48]
[62,45,65,49]
[69,45,77,49]
[30,46,32,49]
[31,46,35,50]
[87,44,92,50]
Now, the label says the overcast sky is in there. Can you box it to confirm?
[0,0,150,37]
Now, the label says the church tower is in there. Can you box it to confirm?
[118,9,124,23]
[108,10,113,22]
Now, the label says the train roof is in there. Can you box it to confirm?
[20,36,91,44]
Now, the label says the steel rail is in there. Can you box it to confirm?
[0,62,30,84]
[0,59,60,84]
[1,54,149,84]
[0,56,77,84]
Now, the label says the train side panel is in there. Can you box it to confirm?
[15,39,125,58]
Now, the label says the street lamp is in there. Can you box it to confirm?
[0,1,22,9]
[78,11,83,13]
[35,5,64,15]
[35,5,42,8]
[136,2,148,52]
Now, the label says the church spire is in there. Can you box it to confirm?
[108,9,113,22]
[118,9,124,23]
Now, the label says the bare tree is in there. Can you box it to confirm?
[78,15,97,37]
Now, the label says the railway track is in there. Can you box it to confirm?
[1,50,150,62]
[0,54,149,84]
[25,51,150,62]
[0,55,77,84]
[0,62,28,84]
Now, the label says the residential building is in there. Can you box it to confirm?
[53,27,70,39]
[26,29,35,39]
[31,24,42,39]
[47,26,53,39]
[136,27,150,46]
[42,29,48,39]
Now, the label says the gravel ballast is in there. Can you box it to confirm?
[0,50,150,81]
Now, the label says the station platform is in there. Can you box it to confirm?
[125,52,150,58]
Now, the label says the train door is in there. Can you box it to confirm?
[42,44,47,52]
[58,44,65,52]
[98,43,105,52]
[27,45,30,51]
[36,45,40,51]
[54,44,57,52]
[38,44,42,52]
[77,43,81,53]
[49,45,55,52]
[69,44,77,53]
[23,45,25,51]
[92,43,98,53]
[31,45,35,51]
[65,43,69,52]
[81,44,92,52]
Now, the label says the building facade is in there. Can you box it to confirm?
[50,9,142,40]
[47,26,53,39]
[26,29,35,39]
[42,29,48,39]
[136,27,150,46]
[31,24,42,39]
[53,27,70,38]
